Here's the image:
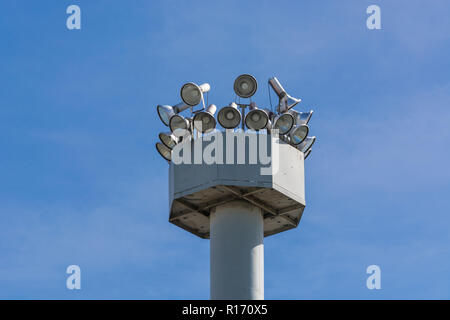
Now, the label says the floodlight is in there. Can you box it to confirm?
[289,124,309,145]
[271,113,294,135]
[268,77,301,113]
[217,102,241,129]
[156,142,171,162]
[304,148,312,159]
[288,109,314,125]
[233,74,258,98]
[157,103,190,126]
[159,132,179,149]
[180,82,211,106]
[296,136,316,153]
[169,114,191,137]
[245,102,270,131]
[193,104,217,133]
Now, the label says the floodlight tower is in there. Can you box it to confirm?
[155,75,316,300]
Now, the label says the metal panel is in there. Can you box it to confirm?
[168,131,306,239]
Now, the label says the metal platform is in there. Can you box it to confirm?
[168,131,306,239]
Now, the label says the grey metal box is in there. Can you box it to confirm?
[168,131,306,238]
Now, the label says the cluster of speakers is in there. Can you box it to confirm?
[156,74,316,162]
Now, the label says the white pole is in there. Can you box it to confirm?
[210,200,264,300]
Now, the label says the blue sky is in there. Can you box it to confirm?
[0,0,449,299]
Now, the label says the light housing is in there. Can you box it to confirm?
[296,136,316,153]
[304,148,312,159]
[233,74,258,98]
[289,124,309,145]
[157,103,190,126]
[271,113,294,135]
[268,77,301,113]
[217,102,241,129]
[159,132,179,149]
[193,104,217,133]
[156,142,172,162]
[180,82,210,106]
[244,102,270,131]
[288,109,314,125]
[169,115,191,137]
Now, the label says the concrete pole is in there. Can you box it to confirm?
[210,200,264,300]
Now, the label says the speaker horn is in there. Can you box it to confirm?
[268,77,301,113]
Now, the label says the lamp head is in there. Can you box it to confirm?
[193,104,217,133]
[157,102,190,126]
[156,142,172,162]
[268,77,301,113]
[296,136,316,153]
[272,113,295,135]
[217,102,241,129]
[180,82,210,106]
[289,109,314,125]
[289,124,309,145]
[245,102,269,131]
[159,132,179,149]
[169,114,191,137]
[233,74,258,98]
[157,105,175,127]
